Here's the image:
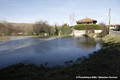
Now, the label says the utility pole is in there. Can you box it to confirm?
[109,8,111,34]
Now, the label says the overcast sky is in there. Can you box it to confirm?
[0,0,120,25]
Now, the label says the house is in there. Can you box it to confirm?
[110,24,120,31]
[115,24,120,31]
[76,18,97,24]
[72,17,102,36]
[110,25,116,29]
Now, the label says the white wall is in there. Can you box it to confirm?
[94,30,102,33]
[71,30,85,36]
[71,30,102,36]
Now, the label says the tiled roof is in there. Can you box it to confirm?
[115,24,120,26]
[76,18,97,23]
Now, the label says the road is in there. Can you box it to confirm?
[110,30,120,36]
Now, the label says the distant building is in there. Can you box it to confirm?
[110,24,116,29]
[115,24,120,31]
[76,18,97,24]
[110,24,120,31]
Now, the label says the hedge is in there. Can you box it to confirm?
[74,24,101,30]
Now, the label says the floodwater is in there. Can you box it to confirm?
[0,36,102,69]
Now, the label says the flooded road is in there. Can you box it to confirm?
[0,36,102,69]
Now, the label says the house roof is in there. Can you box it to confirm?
[111,24,120,26]
[115,24,120,26]
[76,18,97,23]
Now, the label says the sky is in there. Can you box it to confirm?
[0,0,120,25]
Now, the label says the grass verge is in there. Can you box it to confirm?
[102,33,120,43]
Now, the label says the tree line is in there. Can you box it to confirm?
[0,20,72,36]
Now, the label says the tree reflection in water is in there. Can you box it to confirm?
[75,37,101,49]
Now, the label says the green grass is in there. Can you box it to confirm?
[102,33,120,43]
[88,33,99,38]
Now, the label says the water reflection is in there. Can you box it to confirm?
[0,36,102,69]
[75,37,101,49]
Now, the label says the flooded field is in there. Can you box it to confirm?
[0,36,102,69]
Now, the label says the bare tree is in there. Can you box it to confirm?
[0,21,13,36]
[69,12,75,26]
[0,23,4,35]
[33,20,51,35]
[99,23,108,37]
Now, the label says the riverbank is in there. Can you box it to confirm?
[0,34,120,80]
[102,33,120,43]
[32,35,71,38]
[88,32,120,43]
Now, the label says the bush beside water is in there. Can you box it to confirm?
[74,24,101,30]
[60,24,72,35]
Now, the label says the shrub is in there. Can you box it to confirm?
[60,24,72,35]
[54,25,59,35]
[50,25,59,35]
[98,23,108,37]
[74,24,101,30]
[74,24,85,30]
